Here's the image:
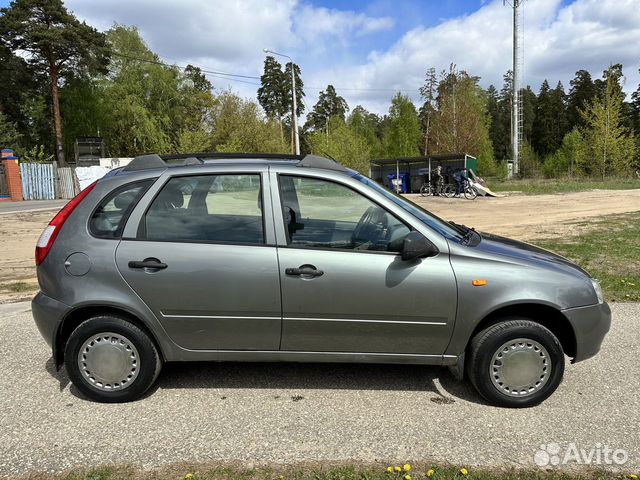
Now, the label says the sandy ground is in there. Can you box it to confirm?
[1,189,639,304]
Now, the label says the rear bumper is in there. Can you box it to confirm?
[563,302,611,363]
[32,292,70,360]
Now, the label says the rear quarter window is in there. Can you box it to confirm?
[89,180,154,239]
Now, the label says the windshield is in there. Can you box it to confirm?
[351,172,463,241]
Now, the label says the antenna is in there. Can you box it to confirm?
[505,0,524,176]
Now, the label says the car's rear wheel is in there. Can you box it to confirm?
[466,319,565,408]
[64,315,162,403]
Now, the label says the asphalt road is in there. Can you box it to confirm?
[0,302,638,477]
[0,199,67,215]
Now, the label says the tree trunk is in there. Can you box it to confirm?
[424,115,430,156]
[50,64,67,167]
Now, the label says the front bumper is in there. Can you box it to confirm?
[32,292,70,360]
[563,302,612,363]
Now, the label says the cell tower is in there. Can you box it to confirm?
[506,0,524,176]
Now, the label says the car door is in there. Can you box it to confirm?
[274,172,457,355]
[115,169,281,351]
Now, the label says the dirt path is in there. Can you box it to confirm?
[410,188,640,240]
[1,189,639,303]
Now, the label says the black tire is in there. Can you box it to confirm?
[466,319,565,408]
[443,184,455,198]
[420,184,431,196]
[464,186,478,200]
[64,315,162,403]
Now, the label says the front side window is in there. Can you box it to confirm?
[279,175,410,252]
[90,180,153,239]
[144,174,264,244]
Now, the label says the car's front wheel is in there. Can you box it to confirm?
[64,315,162,403]
[466,319,565,408]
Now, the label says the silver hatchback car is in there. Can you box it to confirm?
[33,153,611,407]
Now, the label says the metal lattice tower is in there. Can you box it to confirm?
[507,0,524,176]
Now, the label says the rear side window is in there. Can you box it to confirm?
[89,180,153,239]
[143,174,264,244]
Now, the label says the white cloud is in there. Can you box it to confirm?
[296,5,394,40]
[309,0,640,113]
[65,0,640,115]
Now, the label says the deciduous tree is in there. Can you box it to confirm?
[0,0,110,165]
[580,67,635,179]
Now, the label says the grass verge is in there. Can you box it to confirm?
[489,178,640,195]
[0,281,34,293]
[18,463,635,480]
[531,212,640,301]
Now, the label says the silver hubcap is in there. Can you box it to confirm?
[490,337,551,397]
[78,332,139,391]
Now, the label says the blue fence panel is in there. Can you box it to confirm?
[20,163,55,200]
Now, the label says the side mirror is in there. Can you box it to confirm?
[401,231,439,261]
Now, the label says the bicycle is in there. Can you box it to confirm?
[420,179,454,197]
[462,179,478,200]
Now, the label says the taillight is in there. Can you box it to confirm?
[35,181,98,266]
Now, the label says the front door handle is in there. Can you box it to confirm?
[285,264,324,277]
[128,258,168,270]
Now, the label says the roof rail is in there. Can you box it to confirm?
[123,154,167,171]
[161,152,302,161]
[121,152,348,173]
[298,154,348,172]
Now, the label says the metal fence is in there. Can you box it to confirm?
[20,162,56,200]
[19,163,81,200]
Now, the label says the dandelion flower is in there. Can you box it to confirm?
[395,466,402,473]
[628,475,638,479]
[460,467,469,476]
[184,474,194,480]
[403,464,411,472]
[426,469,435,477]
[386,466,394,473]
[404,475,411,480]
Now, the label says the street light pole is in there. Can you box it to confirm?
[263,48,300,155]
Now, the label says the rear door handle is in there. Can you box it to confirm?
[285,264,324,277]
[128,259,168,270]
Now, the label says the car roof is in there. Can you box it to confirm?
[118,152,348,174]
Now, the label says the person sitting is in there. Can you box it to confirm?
[453,168,468,196]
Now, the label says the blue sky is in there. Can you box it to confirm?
[3,0,639,114]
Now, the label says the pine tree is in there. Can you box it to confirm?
[521,85,537,144]
[283,62,305,117]
[494,71,514,160]
[257,56,287,129]
[533,80,567,157]
[305,85,349,132]
[567,70,596,129]
[0,0,110,166]
[631,69,640,135]
[419,67,437,155]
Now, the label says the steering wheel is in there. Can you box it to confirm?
[351,206,389,249]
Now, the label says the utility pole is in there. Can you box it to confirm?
[506,0,524,176]
[263,48,300,155]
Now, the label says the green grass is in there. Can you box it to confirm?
[0,281,33,293]
[19,463,632,480]
[489,177,640,195]
[532,212,640,301]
